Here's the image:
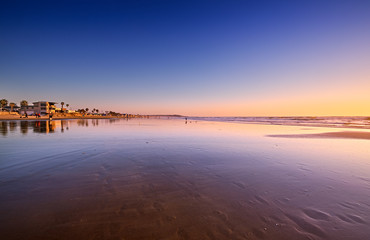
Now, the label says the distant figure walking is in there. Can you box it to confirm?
[25,113,28,118]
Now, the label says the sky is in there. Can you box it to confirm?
[1,0,370,116]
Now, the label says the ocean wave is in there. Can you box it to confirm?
[187,116,370,129]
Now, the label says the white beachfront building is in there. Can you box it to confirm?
[20,101,58,115]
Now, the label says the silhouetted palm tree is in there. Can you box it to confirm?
[85,108,89,113]
[0,99,8,110]
[20,100,28,107]
[66,104,69,109]
[61,102,65,112]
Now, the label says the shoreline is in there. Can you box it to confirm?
[2,115,370,130]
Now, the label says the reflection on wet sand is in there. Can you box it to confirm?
[1,121,8,136]
[0,118,135,136]
[0,120,72,135]
[9,121,17,132]
[0,119,370,239]
[77,119,89,127]
[33,120,56,133]
[20,121,29,135]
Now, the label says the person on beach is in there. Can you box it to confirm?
[25,113,28,118]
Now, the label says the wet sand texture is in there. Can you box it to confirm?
[267,131,370,140]
[1,119,370,239]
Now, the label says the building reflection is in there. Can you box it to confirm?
[0,120,70,135]
[0,118,119,136]
[33,121,56,133]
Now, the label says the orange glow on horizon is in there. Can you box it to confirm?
[110,85,370,116]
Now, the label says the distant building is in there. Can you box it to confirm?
[20,105,34,115]
[20,101,58,115]
[3,105,20,112]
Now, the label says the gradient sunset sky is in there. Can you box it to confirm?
[1,0,370,116]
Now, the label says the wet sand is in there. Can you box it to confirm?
[1,119,370,239]
[268,131,370,140]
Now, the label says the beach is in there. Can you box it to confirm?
[1,118,370,239]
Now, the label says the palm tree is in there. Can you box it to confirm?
[9,102,15,112]
[66,104,69,109]
[96,109,99,114]
[61,102,65,112]
[0,99,8,110]
[20,100,28,107]
[85,108,89,113]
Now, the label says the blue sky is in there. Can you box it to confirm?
[1,0,370,115]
